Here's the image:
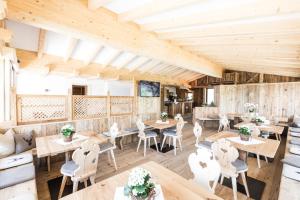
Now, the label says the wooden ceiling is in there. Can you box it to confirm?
[2,0,300,85]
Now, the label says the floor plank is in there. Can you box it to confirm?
[35,123,285,200]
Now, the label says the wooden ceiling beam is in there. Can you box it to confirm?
[116,55,138,70]
[143,0,300,31]
[104,51,123,68]
[119,0,200,22]
[88,0,114,10]
[37,29,46,58]
[64,38,78,62]
[129,58,151,72]
[6,0,222,77]
[0,28,11,43]
[138,60,161,73]
[0,0,7,20]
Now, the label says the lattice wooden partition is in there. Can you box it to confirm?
[110,96,134,116]
[72,95,107,120]
[17,95,68,124]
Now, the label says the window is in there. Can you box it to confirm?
[206,88,215,105]
[72,85,87,95]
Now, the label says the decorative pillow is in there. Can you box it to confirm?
[0,129,15,159]
[14,130,36,154]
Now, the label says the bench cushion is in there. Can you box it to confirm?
[0,163,35,189]
[0,129,15,159]
[0,150,33,170]
[290,127,300,133]
[1,179,37,200]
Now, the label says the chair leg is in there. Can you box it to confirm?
[58,175,67,199]
[90,175,95,184]
[148,138,151,148]
[173,137,177,156]
[144,138,147,157]
[241,172,250,197]
[84,180,88,188]
[220,175,224,184]
[110,149,117,170]
[265,156,268,163]
[47,156,51,172]
[178,137,183,151]
[137,138,141,152]
[168,137,171,147]
[231,177,238,200]
[72,181,78,193]
[153,137,159,152]
[256,154,261,168]
[161,136,167,151]
[107,151,111,163]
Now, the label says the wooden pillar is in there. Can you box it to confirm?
[67,89,73,121]
[107,91,111,126]
[259,73,264,83]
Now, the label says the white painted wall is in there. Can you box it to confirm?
[16,70,134,96]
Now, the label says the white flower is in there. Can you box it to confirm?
[127,167,151,187]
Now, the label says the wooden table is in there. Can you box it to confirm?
[60,161,222,200]
[144,119,177,143]
[206,131,280,159]
[278,131,300,200]
[234,122,284,140]
[36,134,108,171]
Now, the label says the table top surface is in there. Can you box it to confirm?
[60,161,222,200]
[144,119,177,130]
[234,122,284,134]
[278,131,300,200]
[205,131,280,158]
[35,134,108,158]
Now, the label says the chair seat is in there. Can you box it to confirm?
[232,159,248,172]
[163,130,177,136]
[196,141,212,149]
[124,127,139,132]
[61,161,79,176]
[99,142,115,152]
[145,130,157,137]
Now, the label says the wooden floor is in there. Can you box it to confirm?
[35,123,285,200]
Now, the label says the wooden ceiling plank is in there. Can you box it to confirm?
[119,0,200,22]
[116,55,139,70]
[138,60,161,73]
[6,0,222,77]
[129,58,151,72]
[37,29,46,58]
[88,0,114,10]
[104,50,123,68]
[84,45,104,66]
[143,0,300,31]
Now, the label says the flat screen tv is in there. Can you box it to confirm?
[139,80,160,97]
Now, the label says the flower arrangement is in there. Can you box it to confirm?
[244,103,257,113]
[255,116,265,126]
[124,167,156,200]
[239,126,251,141]
[61,124,75,142]
[160,112,168,122]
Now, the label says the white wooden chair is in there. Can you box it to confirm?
[161,117,185,155]
[193,121,212,150]
[212,138,250,200]
[188,148,221,193]
[251,126,268,168]
[99,122,118,170]
[218,115,230,132]
[136,118,159,157]
[58,140,100,199]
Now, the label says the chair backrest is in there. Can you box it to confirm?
[188,148,221,193]
[193,121,202,146]
[72,140,100,180]
[136,118,145,137]
[220,115,230,130]
[176,117,185,136]
[109,122,119,144]
[211,138,239,175]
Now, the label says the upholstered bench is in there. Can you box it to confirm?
[0,150,33,170]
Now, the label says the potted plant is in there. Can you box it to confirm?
[239,126,251,141]
[124,167,156,200]
[61,124,75,142]
[255,116,265,126]
[160,112,168,122]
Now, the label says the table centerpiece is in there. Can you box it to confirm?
[255,116,265,126]
[60,124,75,142]
[160,112,168,122]
[239,126,251,141]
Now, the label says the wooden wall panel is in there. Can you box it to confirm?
[137,97,161,120]
[218,82,300,119]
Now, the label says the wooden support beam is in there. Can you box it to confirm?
[37,29,46,58]
[64,38,78,62]
[0,0,7,20]
[104,51,123,68]
[16,49,189,84]
[119,0,200,22]
[0,28,12,43]
[6,0,222,77]
[88,0,114,10]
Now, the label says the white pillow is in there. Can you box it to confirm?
[0,129,15,158]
